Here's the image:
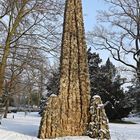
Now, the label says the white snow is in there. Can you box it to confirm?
[92,95,100,99]
[0,112,40,140]
[97,104,104,108]
[0,112,140,140]
[110,123,140,140]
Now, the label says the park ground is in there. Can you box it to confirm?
[0,112,140,140]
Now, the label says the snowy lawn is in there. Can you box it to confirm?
[0,112,140,140]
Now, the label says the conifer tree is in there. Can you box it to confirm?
[88,50,131,120]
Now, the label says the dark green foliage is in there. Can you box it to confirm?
[30,92,39,106]
[126,80,140,112]
[39,96,47,115]
[39,69,60,115]
[87,48,132,120]
[0,95,5,119]
[46,69,60,97]
[110,119,136,124]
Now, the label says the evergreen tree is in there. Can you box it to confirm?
[46,69,60,97]
[87,50,132,120]
[39,69,60,115]
[39,95,47,116]
[126,78,140,113]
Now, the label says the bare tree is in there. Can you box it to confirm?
[88,0,140,82]
[22,48,48,108]
[3,44,49,117]
[0,0,64,96]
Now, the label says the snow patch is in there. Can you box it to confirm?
[0,112,140,140]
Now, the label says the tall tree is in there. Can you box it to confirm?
[88,0,140,82]
[0,0,63,96]
[87,50,131,120]
[38,0,90,138]
[126,77,140,112]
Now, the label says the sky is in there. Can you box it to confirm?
[82,0,96,31]
[82,0,112,63]
[82,0,105,31]
[81,0,133,87]
[82,0,132,66]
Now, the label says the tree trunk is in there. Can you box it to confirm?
[0,47,10,96]
[0,1,27,96]
[4,97,9,118]
[137,61,140,82]
[136,61,140,112]
[0,45,10,118]
[0,95,4,121]
[38,0,90,139]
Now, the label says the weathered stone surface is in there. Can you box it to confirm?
[38,0,90,139]
[86,95,110,139]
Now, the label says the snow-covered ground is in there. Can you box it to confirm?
[0,112,140,140]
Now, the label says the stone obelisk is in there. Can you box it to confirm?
[38,0,90,138]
